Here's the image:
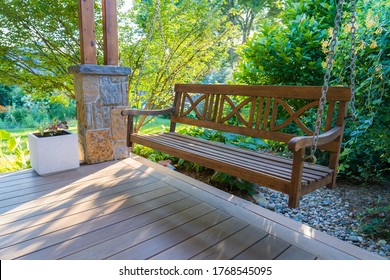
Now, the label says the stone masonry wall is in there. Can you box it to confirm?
[69,65,131,164]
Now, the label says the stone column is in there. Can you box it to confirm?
[68,64,132,164]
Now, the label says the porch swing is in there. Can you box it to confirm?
[122,0,357,208]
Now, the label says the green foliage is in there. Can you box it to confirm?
[132,145,173,163]
[234,0,337,85]
[210,171,255,195]
[0,129,30,173]
[358,205,390,240]
[234,0,389,181]
[0,0,81,99]
[0,95,76,130]
[178,126,268,151]
[332,0,390,181]
[121,0,235,131]
[222,0,282,44]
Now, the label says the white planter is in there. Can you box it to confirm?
[28,130,80,176]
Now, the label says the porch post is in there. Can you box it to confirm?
[78,0,97,64]
[102,0,119,65]
[69,0,131,164]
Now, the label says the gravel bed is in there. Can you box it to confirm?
[253,183,390,259]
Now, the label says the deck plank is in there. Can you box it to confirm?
[63,203,216,260]
[18,196,202,260]
[106,210,230,260]
[0,160,128,189]
[191,226,268,260]
[0,179,165,236]
[0,186,182,259]
[275,246,316,260]
[0,170,151,216]
[150,217,248,260]
[233,235,290,260]
[0,158,384,260]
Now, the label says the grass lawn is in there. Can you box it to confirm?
[138,116,185,134]
[1,117,184,173]
[6,119,78,143]
[3,117,181,152]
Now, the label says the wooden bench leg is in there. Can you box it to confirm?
[326,137,342,189]
[289,149,304,208]
[288,194,300,208]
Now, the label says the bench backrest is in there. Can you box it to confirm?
[171,84,351,144]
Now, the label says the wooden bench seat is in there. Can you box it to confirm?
[122,84,351,207]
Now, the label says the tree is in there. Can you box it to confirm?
[234,0,389,181]
[234,0,338,85]
[223,0,282,44]
[121,0,235,131]
[0,0,83,99]
[331,0,390,181]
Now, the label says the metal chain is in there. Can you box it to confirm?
[349,0,357,120]
[307,0,345,164]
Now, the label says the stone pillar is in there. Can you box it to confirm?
[68,64,132,164]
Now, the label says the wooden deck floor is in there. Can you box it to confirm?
[0,156,384,260]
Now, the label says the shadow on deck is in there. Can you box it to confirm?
[0,156,384,260]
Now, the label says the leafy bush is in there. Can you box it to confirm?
[234,0,389,182]
[234,0,337,86]
[331,0,389,181]
[0,130,30,173]
[358,205,390,240]
[0,95,76,130]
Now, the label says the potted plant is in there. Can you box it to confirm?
[28,120,79,176]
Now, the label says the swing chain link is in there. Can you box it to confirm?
[349,0,357,120]
[307,0,345,163]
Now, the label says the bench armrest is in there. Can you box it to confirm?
[288,126,343,152]
[121,107,175,117]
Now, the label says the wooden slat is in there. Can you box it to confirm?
[174,84,351,101]
[262,97,271,129]
[1,188,190,259]
[233,235,290,260]
[325,101,336,131]
[137,134,308,183]
[150,217,248,260]
[0,169,150,214]
[0,165,146,201]
[255,97,264,129]
[107,210,230,260]
[64,204,218,260]
[0,160,128,190]
[171,115,295,143]
[165,132,334,180]
[131,134,291,193]
[275,246,316,260]
[0,173,154,224]
[0,158,383,261]
[0,184,178,253]
[191,226,268,260]
[0,178,162,236]
[19,196,201,260]
[162,133,332,179]
[0,169,37,183]
[133,133,333,183]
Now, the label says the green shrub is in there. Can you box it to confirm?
[358,205,390,240]
[0,130,30,173]
[234,0,389,182]
[332,0,389,181]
